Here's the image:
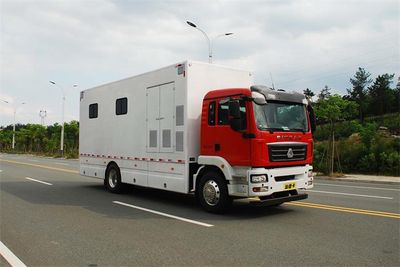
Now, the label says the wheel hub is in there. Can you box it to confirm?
[203,180,220,206]
[108,169,117,188]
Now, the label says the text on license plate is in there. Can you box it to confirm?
[283,182,296,190]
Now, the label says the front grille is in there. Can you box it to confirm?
[268,143,307,162]
[275,175,295,182]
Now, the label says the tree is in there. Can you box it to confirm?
[0,130,13,150]
[316,94,358,124]
[315,94,358,175]
[392,76,400,113]
[317,85,331,102]
[0,122,80,157]
[64,120,79,153]
[368,73,395,116]
[347,67,372,121]
[303,88,315,100]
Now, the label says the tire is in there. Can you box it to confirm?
[105,164,123,193]
[197,171,232,213]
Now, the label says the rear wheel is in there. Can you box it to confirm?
[197,172,232,213]
[105,164,123,193]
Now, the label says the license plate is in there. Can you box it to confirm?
[283,182,296,190]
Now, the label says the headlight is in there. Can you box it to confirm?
[251,175,267,183]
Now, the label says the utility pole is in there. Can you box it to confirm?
[39,110,47,126]
[331,131,335,175]
[1,100,26,150]
[50,81,77,157]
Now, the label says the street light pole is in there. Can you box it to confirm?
[12,107,16,149]
[50,81,77,157]
[186,21,233,63]
[1,99,26,150]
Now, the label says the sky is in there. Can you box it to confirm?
[0,0,399,126]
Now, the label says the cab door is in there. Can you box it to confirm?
[215,98,251,166]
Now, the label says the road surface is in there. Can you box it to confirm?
[1,153,399,266]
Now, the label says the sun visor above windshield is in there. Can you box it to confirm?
[250,85,307,104]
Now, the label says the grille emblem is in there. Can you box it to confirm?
[287,148,294,158]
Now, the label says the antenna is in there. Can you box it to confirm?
[269,72,275,90]
[39,110,47,126]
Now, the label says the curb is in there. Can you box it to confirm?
[315,176,400,185]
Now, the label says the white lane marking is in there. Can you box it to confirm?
[54,162,69,166]
[27,159,39,162]
[25,177,52,186]
[0,241,27,267]
[113,201,214,228]
[308,190,393,200]
[316,183,400,192]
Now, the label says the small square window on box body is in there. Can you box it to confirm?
[116,97,128,115]
[89,103,98,119]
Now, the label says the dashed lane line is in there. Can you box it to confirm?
[0,241,27,267]
[113,201,214,227]
[25,177,53,186]
[54,162,70,166]
[308,189,393,200]
[315,182,400,192]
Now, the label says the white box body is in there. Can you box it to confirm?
[79,61,253,193]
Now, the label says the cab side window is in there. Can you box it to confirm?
[218,101,229,125]
[208,101,216,125]
[218,99,247,127]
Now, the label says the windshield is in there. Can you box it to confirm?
[253,101,308,132]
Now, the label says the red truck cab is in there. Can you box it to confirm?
[195,85,315,212]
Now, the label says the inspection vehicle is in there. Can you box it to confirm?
[79,61,316,213]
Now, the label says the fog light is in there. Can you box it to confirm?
[253,186,268,192]
[251,175,267,183]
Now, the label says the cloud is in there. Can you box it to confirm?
[0,0,398,126]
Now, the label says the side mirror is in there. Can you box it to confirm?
[251,91,267,105]
[230,118,243,131]
[308,105,316,133]
[228,101,241,119]
[228,100,246,132]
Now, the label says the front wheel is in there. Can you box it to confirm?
[105,164,123,193]
[197,172,232,213]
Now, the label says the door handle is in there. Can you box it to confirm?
[214,144,221,151]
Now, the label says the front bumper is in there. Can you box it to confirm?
[249,192,308,206]
[228,164,313,197]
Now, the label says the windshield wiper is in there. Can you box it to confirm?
[257,125,269,130]
[259,127,287,133]
[289,128,307,133]
[258,126,306,133]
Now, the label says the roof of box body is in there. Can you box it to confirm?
[81,60,252,93]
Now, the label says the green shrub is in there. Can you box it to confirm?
[357,153,377,173]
